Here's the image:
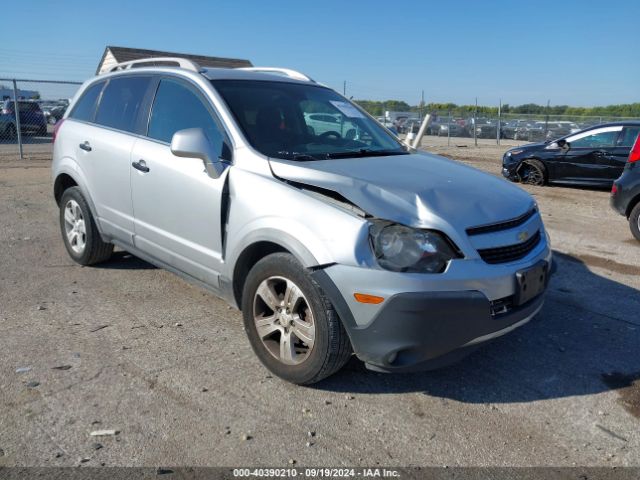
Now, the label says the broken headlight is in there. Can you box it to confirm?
[369,221,460,273]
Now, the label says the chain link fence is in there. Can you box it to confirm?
[0,79,82,159]
[391,109,640,147]
[2,76,640,159]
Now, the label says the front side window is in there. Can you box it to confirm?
[147,78,225,151]
[212,79,407,160]
[568,127,621,148]
[70,81,104,122]
[95,76,151,133]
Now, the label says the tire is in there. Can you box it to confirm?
[629,202,640,242]
[519,159,546,186]
[59,187,113,265]
[241,252,352,385]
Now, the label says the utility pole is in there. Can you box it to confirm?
[420,90,424,120]
[343,80,346,96]
[12,79,23,160]
[474,97,478,147]
[497,98,502,146]
[544,99,550,138]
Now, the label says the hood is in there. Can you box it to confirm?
[269,152,534,231]
[511,142,547,151]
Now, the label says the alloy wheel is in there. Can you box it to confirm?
[253,276,315,365]
[63,199,87,254]
[523,162,544,185]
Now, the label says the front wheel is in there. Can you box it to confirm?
[629,202,640,242]
[519,159,546,186]
[59,187,113,265]
[242,253,352,385]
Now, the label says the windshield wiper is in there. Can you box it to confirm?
[324,148,409,159]
[276,151,320,161]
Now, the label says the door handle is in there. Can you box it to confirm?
[594,150,608,157]
[79,141,92,152]
[131,160,150,173]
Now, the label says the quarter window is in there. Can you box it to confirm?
[147,78,225,152]
[69,81,104,122]
[95,76,151,133]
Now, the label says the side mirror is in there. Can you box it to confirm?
[170,128,227,179]
[557,139,570,151]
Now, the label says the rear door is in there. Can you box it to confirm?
[130,76,231,286]
[609,126,640,179]
[70,75,154,243]
[558,126,623,183]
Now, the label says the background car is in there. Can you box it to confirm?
[544,121,580,141]
[0,100,47,137]
[303,112,344,136]
[502,120,528,139]
[474,119,498,139]
[502,121,640,187]
[44,104,67,125]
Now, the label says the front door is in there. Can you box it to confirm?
[557,125,622,183]
[130,77,231,287]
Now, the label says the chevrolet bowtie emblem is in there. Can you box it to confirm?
[517,231,529,242]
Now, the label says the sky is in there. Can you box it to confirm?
[1,0,638,106]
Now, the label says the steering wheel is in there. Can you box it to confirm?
[318,131,342,140]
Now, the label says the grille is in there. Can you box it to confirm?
[478,230,541,264]
[466,208,536,236]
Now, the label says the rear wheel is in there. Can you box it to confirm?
[629,202,640,242]
[59,187,113,265]
[519,159,546,186]
[242,252,352,385]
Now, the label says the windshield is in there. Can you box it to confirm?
[211,79,407,160]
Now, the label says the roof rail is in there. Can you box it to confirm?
[106,57,201,73]
[236,67,315,83]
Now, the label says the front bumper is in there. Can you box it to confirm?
[312,246,552,372]
[502,154,521,181]
[351,289,544,372]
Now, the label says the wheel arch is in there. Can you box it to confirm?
[516,157,548,182]
[53,173,78,206]
[626,192,640,218]
[53,169,105,239]
[229,231,327,309]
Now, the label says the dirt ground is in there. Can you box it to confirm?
[0,143,639,468]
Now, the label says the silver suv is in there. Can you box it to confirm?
[52,58,552,384]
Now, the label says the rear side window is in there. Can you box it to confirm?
[618,127,640,147]
[147,78,225,148]
[95,76,151,133]
[70,81,104,122]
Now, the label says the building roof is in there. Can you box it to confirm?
[96,46,252,75]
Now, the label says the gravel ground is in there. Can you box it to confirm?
[0,145,639,468]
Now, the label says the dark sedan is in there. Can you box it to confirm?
[502,122,640,187]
